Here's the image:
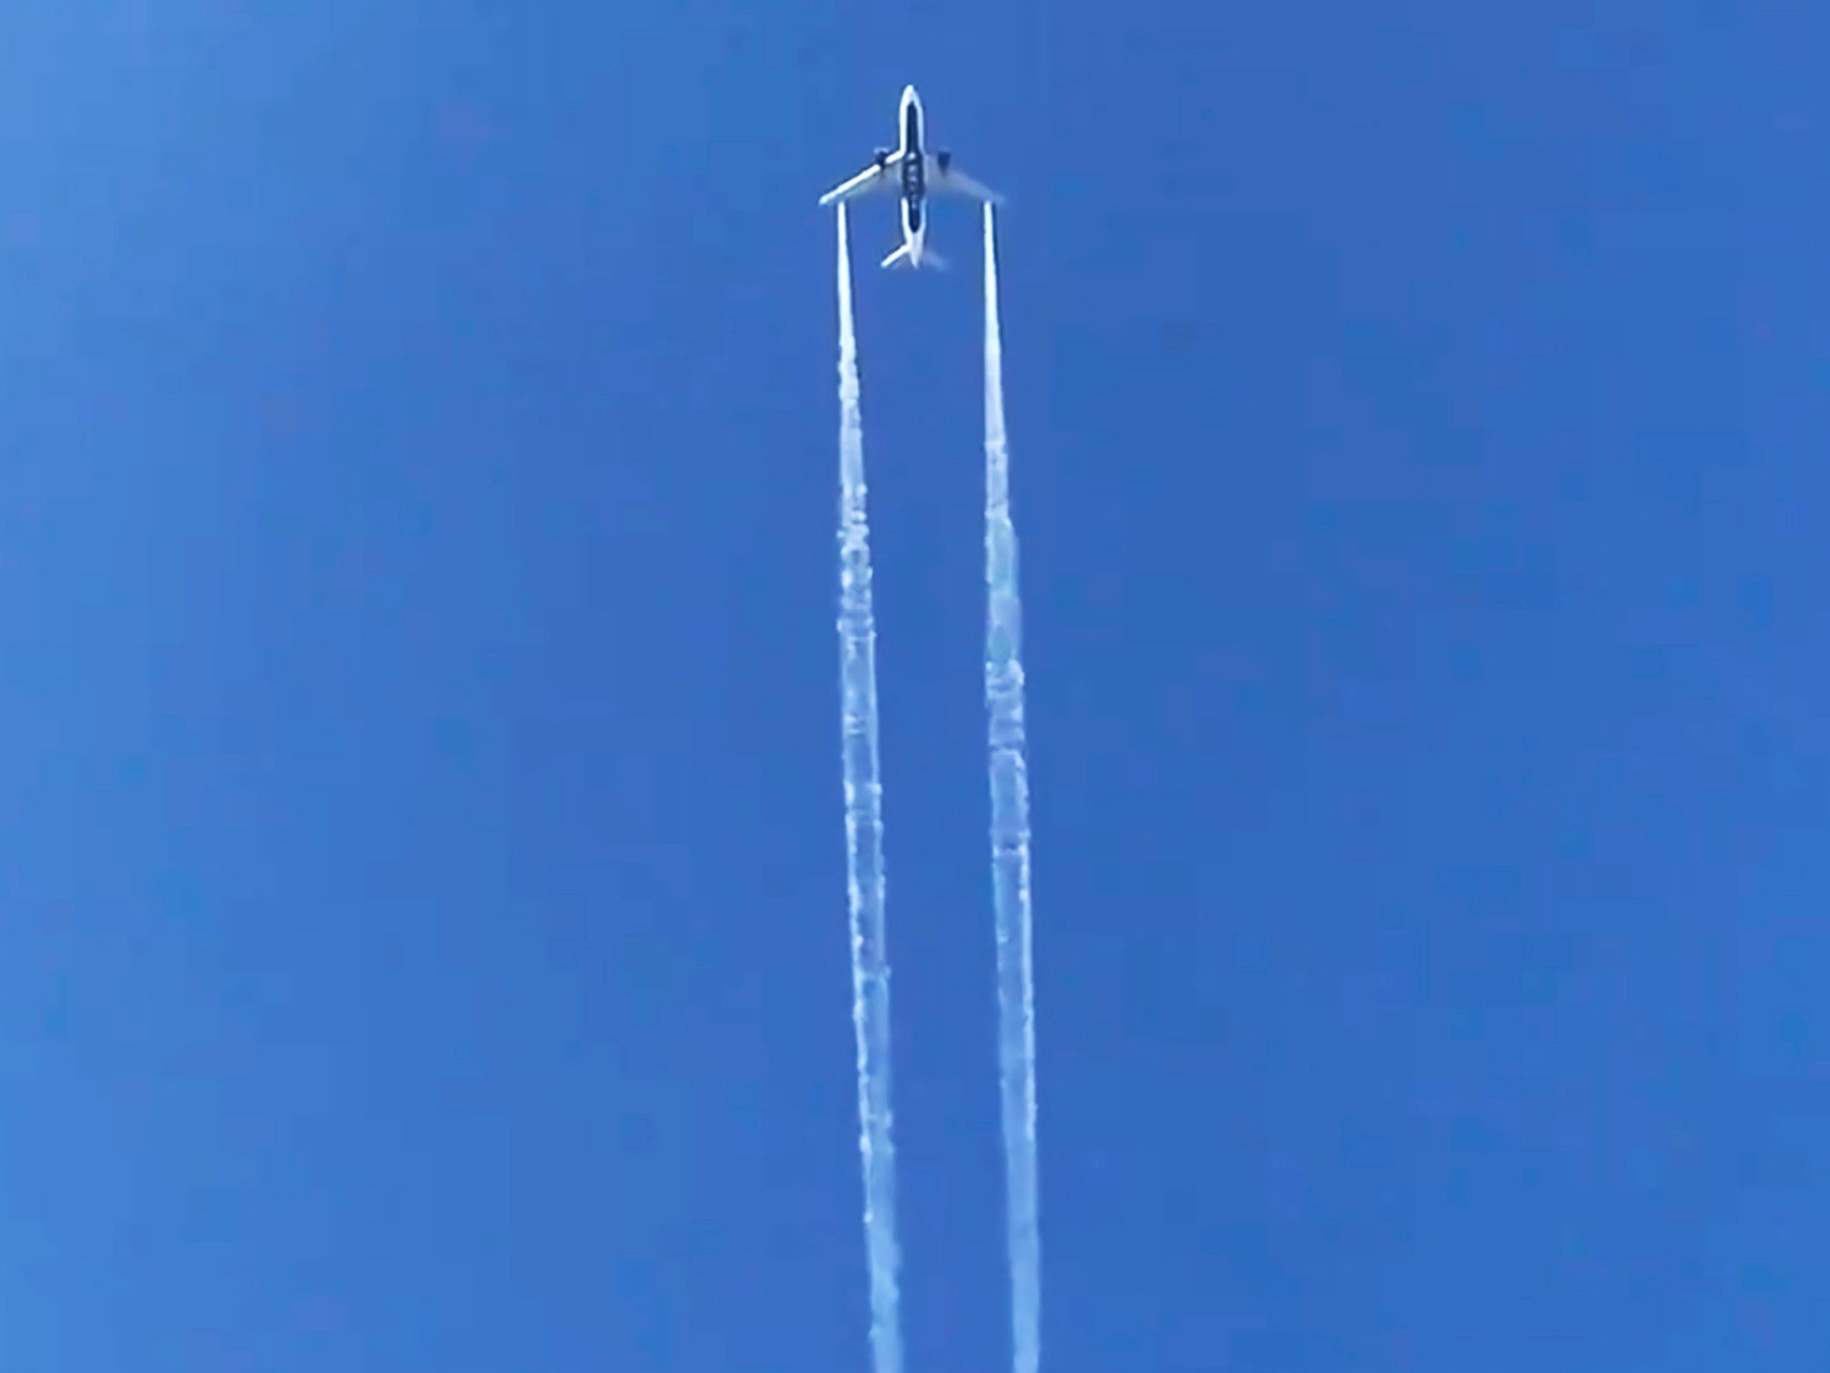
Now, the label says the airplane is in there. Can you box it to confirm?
[817,84,1001,271]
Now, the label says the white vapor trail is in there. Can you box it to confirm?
[834,203,904,1373]
[982,202,1041,1373]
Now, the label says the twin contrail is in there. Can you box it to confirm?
[982,202,1041,1373]
[834,202,904,1373]
[831,200,1039,1373]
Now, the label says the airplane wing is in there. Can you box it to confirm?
[925,156,1002,203]
[818,158,900,207]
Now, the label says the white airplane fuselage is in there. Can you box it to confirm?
[890,85,930,266]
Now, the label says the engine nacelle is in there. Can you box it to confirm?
[873,148,891,167]
[937,149,952,171]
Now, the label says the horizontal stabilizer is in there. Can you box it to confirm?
[880,243,946,271]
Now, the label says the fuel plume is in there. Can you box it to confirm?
[983,202,1042,1373]
[834,203,905,1373]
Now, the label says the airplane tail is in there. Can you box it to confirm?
[880,243,947,271]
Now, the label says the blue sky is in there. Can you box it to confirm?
[3,2,1827,1369]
